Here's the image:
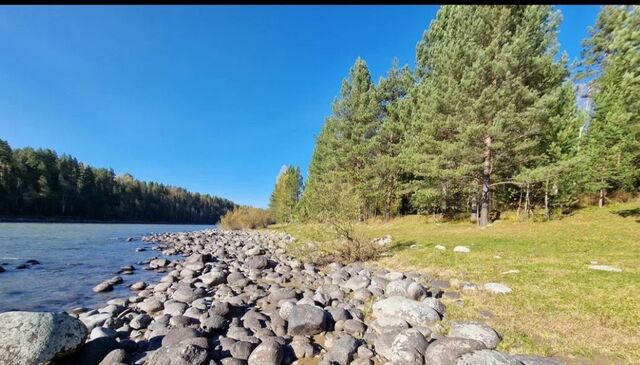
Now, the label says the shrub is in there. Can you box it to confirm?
[219,206,273,230]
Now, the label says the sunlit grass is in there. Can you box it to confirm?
[271,201,640,363]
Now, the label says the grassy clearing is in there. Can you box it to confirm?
[270,201,640,364]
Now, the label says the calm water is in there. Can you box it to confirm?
[0,223,210,313]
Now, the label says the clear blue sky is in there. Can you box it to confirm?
[0,5,600,208]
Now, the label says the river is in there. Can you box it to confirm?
[0,223,210,313]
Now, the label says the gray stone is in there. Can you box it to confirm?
[389,328,429,365]
[146,343,209,365]
[201,271,227,286]
[90,326,118,340]
[93,281,114,293]
[246,255,268,270]
[129,313,152,330]
[287,304,326,336]
[201,314,229,334]
[138,297,164,313]
[231,341,256,360]
[423,337,486,365]
[483,283,513,294]
[0,311,88,365]
[162,327,202,347]
[344,275,371,291]
[449,322,502,349]
[372,296,441,327]
[588,264,622,272]
[323,333,358,365]
[453,246,470,253]
[98,348,127,365]
[248,338,284,365]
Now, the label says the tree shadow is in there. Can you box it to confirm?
[388,239,419,253]
[613,208,640,222]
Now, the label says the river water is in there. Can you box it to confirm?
[0,223,210,313]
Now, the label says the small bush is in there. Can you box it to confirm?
[219,206,273,230]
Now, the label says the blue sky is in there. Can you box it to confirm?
[0,5,600,208]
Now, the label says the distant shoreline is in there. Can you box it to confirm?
[0,216,214,225]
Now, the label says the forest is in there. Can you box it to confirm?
[269,5,639,227]
[0,139,235,223]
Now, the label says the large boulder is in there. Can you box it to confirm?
[0,311,87,365]
[372,296,441,327]
[322,333,358,365]
[287,304,326,336]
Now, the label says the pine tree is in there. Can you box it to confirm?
[579,6,640,206]
[411,5,568,226]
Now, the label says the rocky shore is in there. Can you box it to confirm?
[0,229,565,365]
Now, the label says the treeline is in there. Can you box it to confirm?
[0,139,235,223]
[273,5,639,226]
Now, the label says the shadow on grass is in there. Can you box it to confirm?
[389,239,419,253]
[613,208,640,222]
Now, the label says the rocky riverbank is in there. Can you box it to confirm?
[0,229,565,365]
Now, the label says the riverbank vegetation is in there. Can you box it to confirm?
[219,206,273,230]
[270,5,639,228]
[0,139,235,223]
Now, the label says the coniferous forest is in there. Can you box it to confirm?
[270,5,639,227]
[0,139,235,223]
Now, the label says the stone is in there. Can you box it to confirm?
[449,322,502,349]
[201,271,227,286]
[483,283,513,294]
[389,328,429,365]
[146,343,209,365]
[423,337,486,365]
[435,245,446,250]
[90,326,118,340]
[457,349,523,365]
[230,340,256,360]
[129,313,152,330]
[372,296,441,327]
[453,246,471,253]
[0,311,88,365]
[130,281,147,290]
[162,327,202,347]
[422,297,446,316]
[370,316,409,334]
[588,264,622,272]
[246,255,268,270]
[323,333,358,365]
[248,337,284,365]
[98,348,127,365]
[344,275,371,291]
[93,281,114,293]
[138,297,164,313]
[287,304,326,336]
[201,314,229,334]
[407,282,427,301]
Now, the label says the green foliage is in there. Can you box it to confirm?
[298,5,638,227]
[0,139,235,223]
[268,165,303,223]
[219,206,273,230]
[579,6,640,204]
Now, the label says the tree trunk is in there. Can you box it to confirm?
[480,136,492,227]
[544,179,550,221]
[470,195,478,223]
[599,187,605,208]
[516,188,523,220]
[524,183,530,219]
[441,183,448,217]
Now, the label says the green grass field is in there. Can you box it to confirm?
[271,201,640,364]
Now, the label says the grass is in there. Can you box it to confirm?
[270,201,640,364]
